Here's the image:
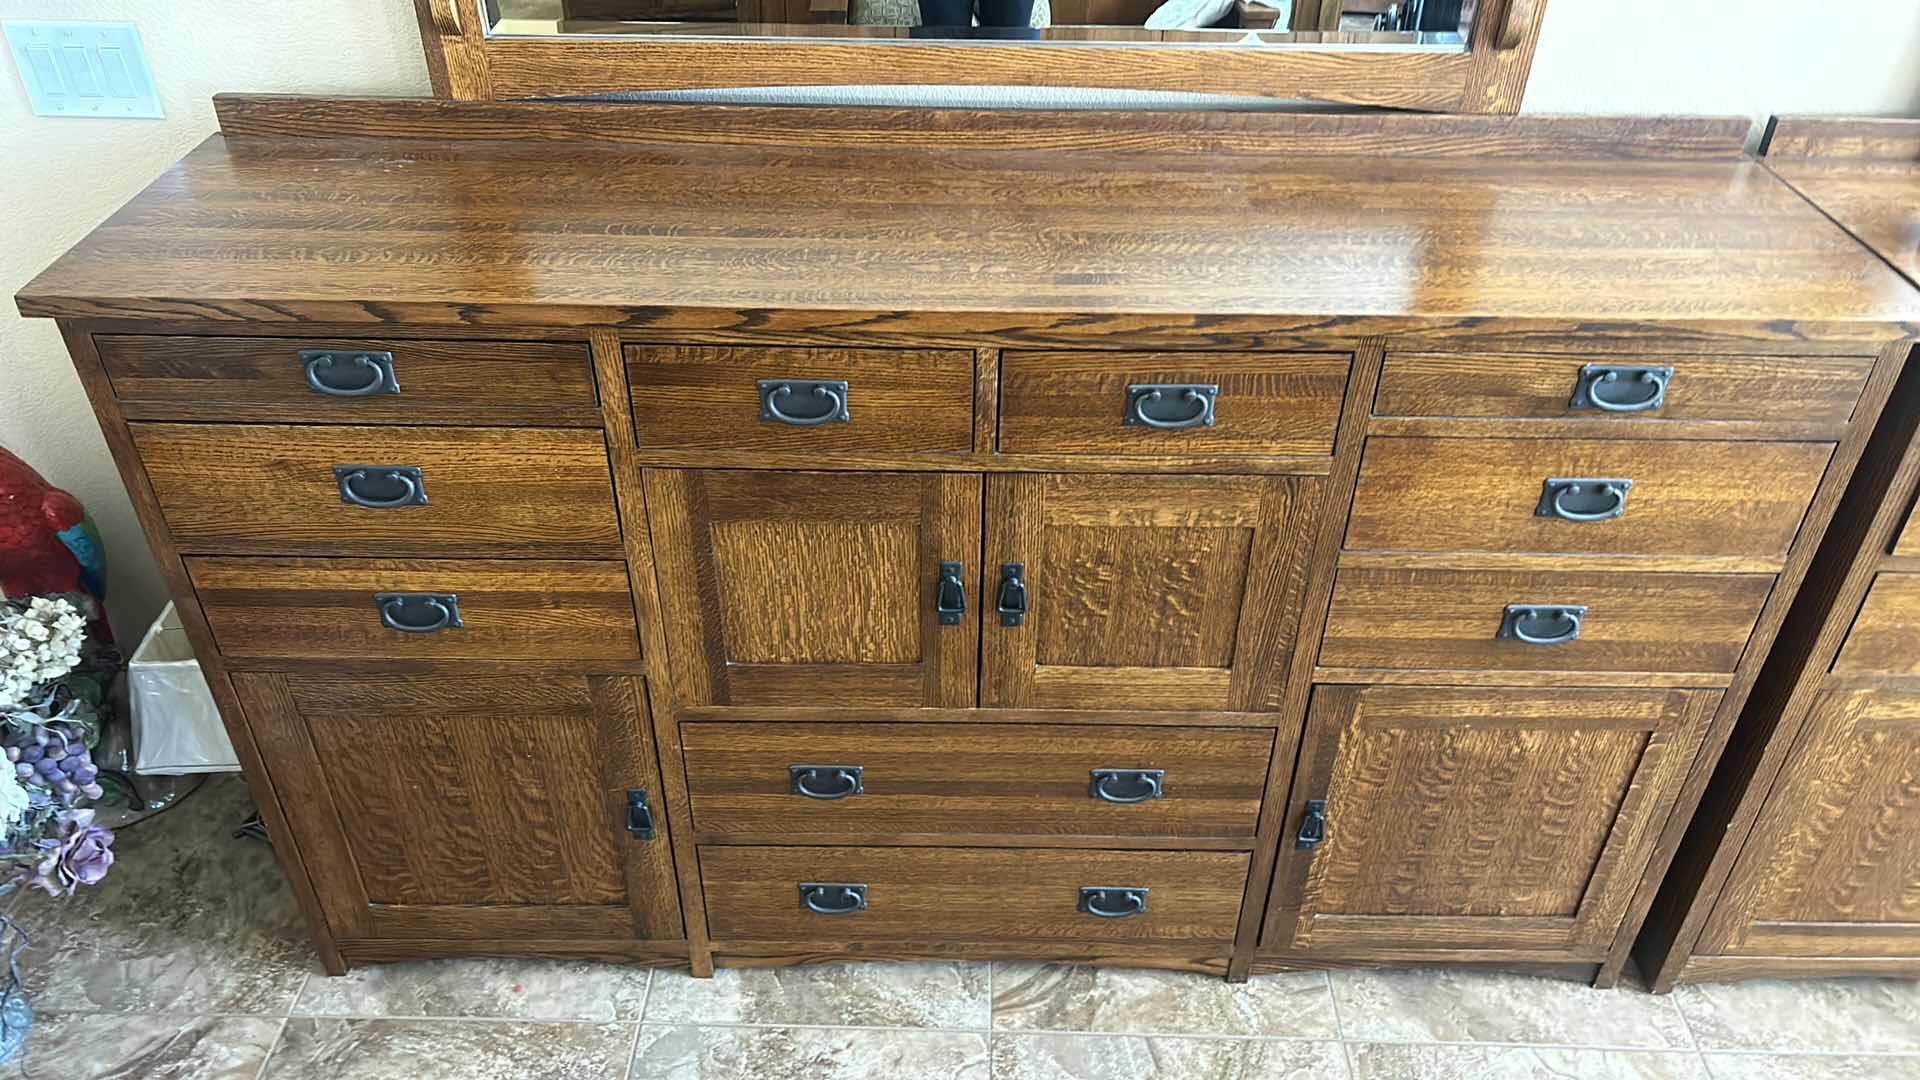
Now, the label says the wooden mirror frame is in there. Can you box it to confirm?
[414,0,1549,112]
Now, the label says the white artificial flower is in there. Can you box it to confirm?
[0,769,28,833]
[0,598,87,710]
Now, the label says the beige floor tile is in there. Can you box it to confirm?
[260,1017,632,1080]
[992,1032,1348,1079]
[9,1012,282,1079]
[11,776,312,1014]
[1702,1052,1920,1079]
[1349,1043,1709,1079]
[1675,979,1920,1053]
[293,957,652,1021]
[646,962,989,1028]
[992,963,1337,1037]
[632,1024,990,1079]
[1331,968,1692,1048]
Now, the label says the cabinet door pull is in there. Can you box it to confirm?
[374,592,463,634]
[997,563,1028,627]
[625,789,657,841]
[936,562,967,626]
[759,379,850,426]
[1295,799,1328,851]
[299,349,399,397]
[334,465,428,509]
[1125,383,1218,430]
[1570,364,1672,413]
[1078,886,1149,918]
[1089,768,1164,804]
[799,883,868,914]
[1498,604,1587,645]
[790,765,864,800]
[1535,477,1632,523]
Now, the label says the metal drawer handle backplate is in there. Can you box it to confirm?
[334,465,428,509]
[1570,365,1673,413]
[799,883,868,914]
[299,349,399,397]
[790,765,864,800]
[1498,604,1588,645]
[936,562,967,626]
[997,563,1028,627]
[1079,886,1149,919]
[759,379,850,426]
[1535,477,1632,523]
[375,592,464,634]
[1090,768,1165,804]
[1125,383,1218,430]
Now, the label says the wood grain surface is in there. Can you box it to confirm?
[627,344,974,453]
[189,556,643,661]
[998,351,1347,457]
[1318,567,1774,678]
[1767,157,1920,310]
[132,423,623,557]
[1344,436,1833,563]
[1830,573,1920,676]
[699,845,1248,943]
[681,721,1273,839]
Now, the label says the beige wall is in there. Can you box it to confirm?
[4,0,1918,640]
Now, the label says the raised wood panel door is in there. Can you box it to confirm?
[1263,686,1720,959]
[982,473,1321,711]
[1700,689,1920,958]
[646,469,982,708]
[234,673,681,942]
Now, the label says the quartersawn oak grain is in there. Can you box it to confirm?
[1830,573,1920,676]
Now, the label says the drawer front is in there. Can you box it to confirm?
[682,722,1274,839]
[999,351,1349,457]
[700,845,1248,944]
[1346,437,1831,562]
[1833,573,1920,677]
[98,336,597,414]
[187,556,642,661]
[1374,353,1871,426]
[626,345,974,453]
[1895,504,1920,559]
[1319,567,1773,676]
[132,424,622,557]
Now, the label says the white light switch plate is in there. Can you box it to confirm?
[3,20,161,119]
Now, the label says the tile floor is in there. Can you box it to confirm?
[9,777,1919,1079]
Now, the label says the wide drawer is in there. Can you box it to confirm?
[187,556,642,661]
[97,336,597,416]
[626,345,974,453]
[131,423,622,557]
[682,722,1274,839]
[1833,573,1920,677]
[700,845,1248,944]
[999,351,1348,457]
[1318,567,1773,677]
[1345,437,1831,562]
[1374,352,1871,427]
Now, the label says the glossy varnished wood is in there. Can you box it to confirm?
[1344,437,1833,564]
[699,845,1249,944]
[1829,573,1920,676]
[131,423,623,557]
[188,556,643,662]
[681,721,1274,840]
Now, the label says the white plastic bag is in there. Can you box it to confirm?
[129,603,239,774]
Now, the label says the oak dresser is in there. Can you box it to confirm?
[1637,116,1920,990]
[16,97,1920,986]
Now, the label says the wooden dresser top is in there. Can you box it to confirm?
[1765,118,1920,293]
[16,97,1920,341]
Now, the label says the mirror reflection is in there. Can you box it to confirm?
[486,0,1472,46]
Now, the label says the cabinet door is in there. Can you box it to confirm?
[982,473,1320,711]
[1262,686,1719,959]
[1700,689,1920,958]
[236,672,681,942]
[646,469,982,708]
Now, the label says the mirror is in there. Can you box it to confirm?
[484,0,1475,48]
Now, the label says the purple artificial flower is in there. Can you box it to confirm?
[29,809,112,897]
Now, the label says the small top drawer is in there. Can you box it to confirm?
[999,351,1349,457]
[626,345,974,453]
[97,336,598,420]
[1374,353,1871,428]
